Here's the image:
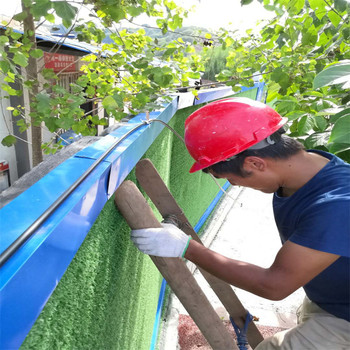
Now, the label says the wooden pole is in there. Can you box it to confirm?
[114,180,237,350]
[135,159,264,348]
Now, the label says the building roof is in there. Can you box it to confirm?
[0,21,104,55]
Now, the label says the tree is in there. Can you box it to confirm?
[202,45,230,82]
[210,0,350,161]
[0,0,203,166]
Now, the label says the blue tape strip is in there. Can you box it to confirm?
[149,279,167,350]
[194,181,230,233]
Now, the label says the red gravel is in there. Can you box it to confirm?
[178,314,287,350]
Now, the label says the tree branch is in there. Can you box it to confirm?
[322,0,345,20]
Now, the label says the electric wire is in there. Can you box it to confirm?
[146,118,185,144]
[209,173,236,201]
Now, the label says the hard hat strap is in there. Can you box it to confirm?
[225,136,276,162]
[249,135,276,149]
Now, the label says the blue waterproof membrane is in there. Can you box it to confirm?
[0,158,111,350]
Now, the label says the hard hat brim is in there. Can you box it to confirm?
[189,161,207,173]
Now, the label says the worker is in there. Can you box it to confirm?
[131,97,350,349]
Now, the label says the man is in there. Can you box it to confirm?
[131,97,350,349]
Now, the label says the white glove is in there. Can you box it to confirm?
[131,223,192,258]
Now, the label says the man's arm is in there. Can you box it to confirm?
[185,239,340,300]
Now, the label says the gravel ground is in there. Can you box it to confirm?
[178,314,287,350]
[158,186,305,350]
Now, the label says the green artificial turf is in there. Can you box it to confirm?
[21,90,257,350]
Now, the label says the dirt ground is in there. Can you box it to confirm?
[178,314,287,350]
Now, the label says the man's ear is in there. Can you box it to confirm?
[243,156,267,172]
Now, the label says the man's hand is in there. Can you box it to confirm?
[131,223,192,258]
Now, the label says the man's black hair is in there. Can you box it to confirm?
[202,129,305,177]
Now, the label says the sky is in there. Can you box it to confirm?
[1,0,275,34]
[174,0,275,32]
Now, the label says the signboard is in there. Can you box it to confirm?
[44,52,77,72]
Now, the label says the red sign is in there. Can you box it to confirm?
[44,52,77,72]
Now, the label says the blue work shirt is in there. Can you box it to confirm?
[273,150,350,322]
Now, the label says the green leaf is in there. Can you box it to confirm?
[109,7,126,22]
[329,142,350,154]
[275,99,299,115]
[53,1,78,27]
[13,52,28,67]
[241,0,254,4]
[102,95,119,110]
[30,49,43,58]
[314,115,328,132]
[288,0,305,15]
[308,0,326,13]
[343,27,350,40]
[305,132,329,148]
[16,119,28,132]
[327,11,341,28]
[271,67,291,90]
[31,0,52,19]
[126,5,143,17]
[13,11,28,21]
[36,92,51,113]
[0,60,11,73]
[135,92,149,105]
[45,13,56,23]
[0,36,9,46]
[301,31,318,46]
[298,115,315,135]
[313,60,350,89]
[133,57,149,69]
[188,72,201,79]
[10,31,22,40]
[163,47,177,59]
[285,111,306,121]
[329,115,350,144]
[42,68,58,80]
[1,135,16,147]
[330,109,350,124]
[334,0,348,12]
[2,83,18,96]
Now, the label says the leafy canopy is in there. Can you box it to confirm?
[0,0,205,154]
[1,0,350,163]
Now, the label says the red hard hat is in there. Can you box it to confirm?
[184,97,287,173]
